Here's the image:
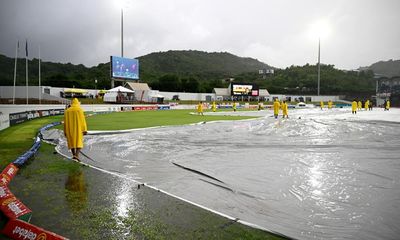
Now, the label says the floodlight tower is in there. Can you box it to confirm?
[112,8,124,88]
[309,19,331,96]
[121,8,124,58]
[317,38,320,96]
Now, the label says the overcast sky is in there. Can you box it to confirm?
[0,0,399,70]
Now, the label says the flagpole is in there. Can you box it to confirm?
[13,40,19,104]
[39,45,41,104]
[25,39,28,105]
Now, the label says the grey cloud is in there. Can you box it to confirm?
[1,0,399,69]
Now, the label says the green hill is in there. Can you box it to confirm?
[0,50,272,90]
[361,59,400,77]
[138,50,272,80]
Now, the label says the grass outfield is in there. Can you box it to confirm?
[86,109,256,130]
[0,115,63,168]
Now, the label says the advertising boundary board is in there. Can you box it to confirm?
[0,164,19,186]
[0,122,67,239]
[2,219,67,240]
[9,109,64,126]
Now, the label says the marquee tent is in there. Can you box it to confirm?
[107,86,134,93]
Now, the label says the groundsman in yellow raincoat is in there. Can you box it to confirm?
[386,100,390,110]
[212,101,217,112]
[351,100,357,114]
[273,99,280,119]
[364,100,369,111]
[197,101,204,115]
[282,101,289,118]
[320,101,324,110]
[328,100,333,109]
[64,98,87,160]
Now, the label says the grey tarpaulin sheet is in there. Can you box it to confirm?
[56,108,400,240]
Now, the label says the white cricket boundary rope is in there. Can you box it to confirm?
[53,119,293,240]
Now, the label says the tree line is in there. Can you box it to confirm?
[0,54,376,96]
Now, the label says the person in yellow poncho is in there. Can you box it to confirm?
[351,99,357,114]
[197,101,204,115]
[328,100,333,109]
[273,99,280,119]
[364,100,369,111]
[64,98,87,161]
[212,101,217,112]
[320,101,324,110]
[386,99,390,111]
[233,102,237,112]
[358,101,362,110]
[282,100,288,118]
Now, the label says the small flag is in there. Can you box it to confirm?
[25,39,28,57]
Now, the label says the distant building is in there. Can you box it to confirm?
[124,82,165,103]
[376,76,400,107]
[125,82,151,102]
[213,83,270,101]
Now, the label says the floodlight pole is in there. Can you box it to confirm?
[317,37,321,96]
[121,8,124,58]
[112,8,124,89]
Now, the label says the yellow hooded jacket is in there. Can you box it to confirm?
[328,100,333,109]
[273,100,280,115]
[212,101,216,112]
[352,101,357,112]
[364,100,369,110]
[64,98,87,149]
[197,103,203,113]
[282,102,288,116]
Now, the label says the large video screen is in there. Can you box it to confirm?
[111,56,139,80]
[231,84,258,96]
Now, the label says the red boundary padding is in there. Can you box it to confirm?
[0,123,68,239]
[2,218,67,240]
[0,163,19,186]
[0,183,32,221]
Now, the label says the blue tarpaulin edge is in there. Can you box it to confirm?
[13,122,61,167]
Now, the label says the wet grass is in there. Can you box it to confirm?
[0,115,63,168]
[86,109,256,130]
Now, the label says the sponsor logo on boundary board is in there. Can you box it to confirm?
[9,109,64,126]
[2,219,67,240]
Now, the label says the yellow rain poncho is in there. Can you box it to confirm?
[282,102,288,117]
[328,100,333,109]
[364,100,369,110]
[273,99,280,116]
[320,101,324,109]
[351,101,357,113]
[64,98,87,149]
[212,101,217,112]
[386,100,390,110]
[358,101,362,110]
[197,102,203,114]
